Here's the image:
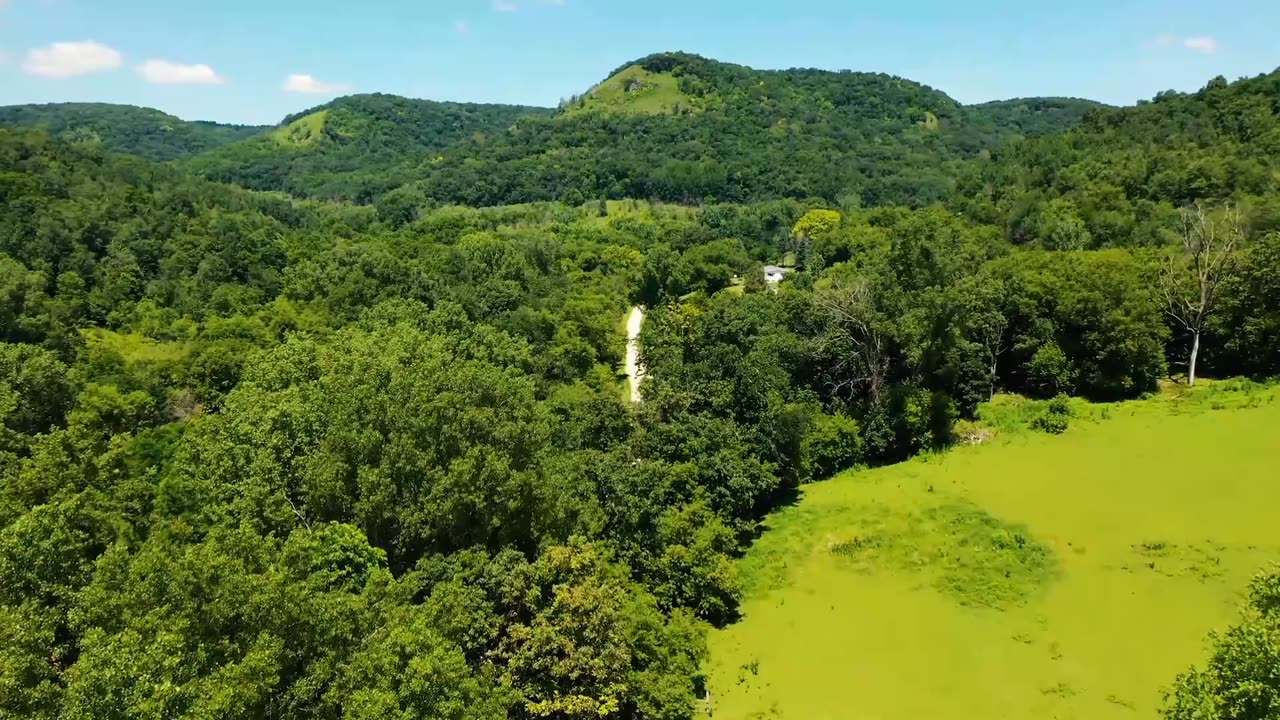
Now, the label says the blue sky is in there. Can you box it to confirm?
[0,0,1275,125]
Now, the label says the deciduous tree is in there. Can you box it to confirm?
[1160,203,1242,386]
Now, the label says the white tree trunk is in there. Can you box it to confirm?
[1188,331,1201,387]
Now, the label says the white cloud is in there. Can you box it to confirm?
[1183,35,1218,54]
[282,73,350,94]
[136,59,225,85]
[455,19,470,32]
[1148,33,1219,54]
[23,40,123,78]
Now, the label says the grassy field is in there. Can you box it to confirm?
[566,65,700,116]
[270,109,329,146]
[705,382,1280,720]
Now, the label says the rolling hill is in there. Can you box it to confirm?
[955,68,1280,246]
[0,54,1106,207]
[0,103,268,161]
[182,94,553,202]
[410,52,1104,208]
[968,97,1106,139]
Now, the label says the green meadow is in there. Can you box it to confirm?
[705,383,1280,720]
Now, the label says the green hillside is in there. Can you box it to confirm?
[706,384,1280,719]
[268,110,331,146]
[414,52,979,207]
[564,64,704,116]
[399,54,1110,209]
[161,53,1107,207]
[0,55,1110,208]
[183,93,552,201]
[955,69,1280,246]
[0,103,267,161]
[968,97,1106,138]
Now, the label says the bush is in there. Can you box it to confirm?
[1032,393,1073,434]
[802,413,863,479]
[1046,393,1073,417]
[1031,412,1070,434]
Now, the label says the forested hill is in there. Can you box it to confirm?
[0,53,1101,207]
[146,51,1098,207]
[967,97,1106,139]
[954,67,1280,247]
[324,52,1104,208]
[182,94,553,202]
[0,103,268,161]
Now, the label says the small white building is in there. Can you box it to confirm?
[763,265,791,285]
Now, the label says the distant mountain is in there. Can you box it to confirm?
[562,56,1103,126]
[968,97,1107,139]
[182,94,553,202]
[185,52,1098,207]
[405,52,1106,208]
[5,54,1114,208]
[0,103,268,161]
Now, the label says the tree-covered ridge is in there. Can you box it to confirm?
[0,53,1113,209]
[0,103,268,161]
[404,52,1048,208]
[140,52,1105,207]
[184,93,554,202]
[967,97,1107,139]
[956,68,1280,247]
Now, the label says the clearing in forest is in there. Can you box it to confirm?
[704,383,1280,720]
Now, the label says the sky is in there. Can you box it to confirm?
[0,0,1276,125]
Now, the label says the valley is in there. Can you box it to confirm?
[1,35,1278,720]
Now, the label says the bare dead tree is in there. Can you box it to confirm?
[1159,203,1242,386]
[814,280,891,404]
[284,490,312,531]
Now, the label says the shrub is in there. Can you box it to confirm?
[1031,412,1069,434]
[1032,395,1073,434]
[802,412,863,479]
[1046,393,1073,417]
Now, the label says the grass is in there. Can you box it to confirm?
[704,382,1280,719]
[269,110,329,146]
[565,65,701,116]
[829,501,1057,610]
